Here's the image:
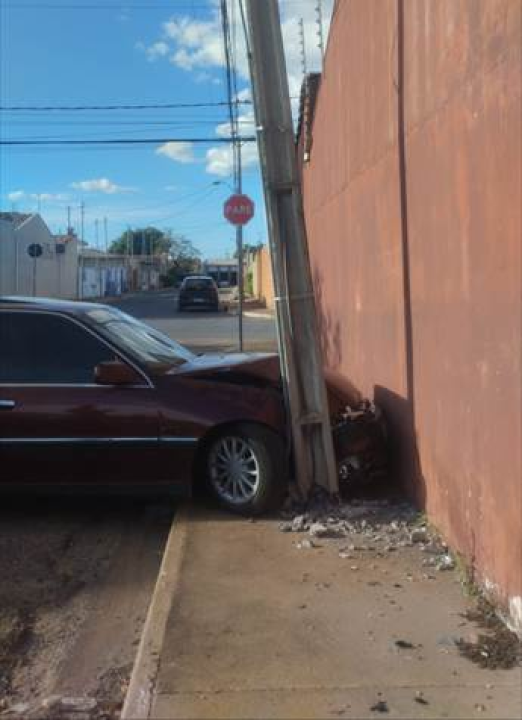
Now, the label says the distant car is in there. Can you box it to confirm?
[179,276,219,312]
[0,297,388,514]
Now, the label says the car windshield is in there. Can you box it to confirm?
[85,307,195,368]
[184,278,213,290]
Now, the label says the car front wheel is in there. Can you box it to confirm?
[205,424,287,515]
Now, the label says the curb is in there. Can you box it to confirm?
[121,504,190,720]
[243,310,275,320]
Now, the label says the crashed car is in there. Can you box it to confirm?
[0,297,387,515]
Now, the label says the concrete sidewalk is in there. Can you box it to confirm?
[124,505,521,720]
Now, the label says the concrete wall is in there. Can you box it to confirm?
[252,247,275,309]
[301,0,521,629]
[0,215,78,298]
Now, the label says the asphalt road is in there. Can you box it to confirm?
[110,290,278,353]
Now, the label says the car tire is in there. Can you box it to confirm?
[204,424,288,516]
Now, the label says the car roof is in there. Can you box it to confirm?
[0,296,110,314]
[183,275,214,281]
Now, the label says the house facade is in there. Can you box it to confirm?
[0,213,78,299]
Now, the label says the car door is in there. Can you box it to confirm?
[0,309,168,486]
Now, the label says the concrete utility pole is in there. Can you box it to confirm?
[244,0,338,496]
[221,0,244,351]
[78,202,85,300]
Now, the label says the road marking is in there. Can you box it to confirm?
[121,505,190,720]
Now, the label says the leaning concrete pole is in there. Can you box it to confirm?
[244,0,338,496]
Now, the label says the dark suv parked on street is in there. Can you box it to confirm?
[179,276,219,312]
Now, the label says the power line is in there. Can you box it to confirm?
[0,101,251,112]
[0,2,210,8]
[1,136,257,146]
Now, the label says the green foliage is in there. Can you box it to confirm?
[109,227,173,256]
[233,242,264,259]
[109,228,201,286]
[246,270,254,296]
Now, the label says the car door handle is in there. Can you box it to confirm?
[0,400,15,410]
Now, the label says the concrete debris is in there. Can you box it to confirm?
[296,538,316,550]
[0,703,30,717]
[60,697,98,712]
[437,554,456,571]
[291,515,308,533]
[410,527,428,543]
[281,488,455,565]
[309,522,346,539]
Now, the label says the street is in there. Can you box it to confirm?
[110,290,277,354]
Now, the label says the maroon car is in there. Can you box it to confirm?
[0,297,386,514]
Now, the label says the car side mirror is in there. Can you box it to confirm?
[95,360,141,386]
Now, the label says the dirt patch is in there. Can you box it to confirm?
[0,610,34,701]
[0,498,171,718]
[456,598,522,670]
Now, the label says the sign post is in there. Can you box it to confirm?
[27,243,43,297]
[224,194,255,351]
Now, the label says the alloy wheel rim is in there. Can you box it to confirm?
[209,436,260,505]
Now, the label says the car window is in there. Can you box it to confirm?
[84,307,194,367]
[0,312,115,384]
[184,279,214,290]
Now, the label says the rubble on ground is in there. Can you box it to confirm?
[279,487,521,672]
[0,694,121,720]
[279,487,452,567]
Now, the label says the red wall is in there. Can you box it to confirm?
[302,0,521,629]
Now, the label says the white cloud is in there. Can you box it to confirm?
[147,41,169,60]
[7,190,25,202]
[33,192,67,202]
[215,110,255,140]
[7,190,66,204]
[206,142,258,178]
[136,1,334,181]
[141,2,333,93]
[71,178,134,194]
[155,141,195,164]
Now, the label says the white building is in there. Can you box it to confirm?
[79,250,128,300]
[0,212,78,298]
[203,258,239,287]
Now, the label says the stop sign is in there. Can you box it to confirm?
[224,194,255,226]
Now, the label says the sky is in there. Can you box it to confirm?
[0,0,333,259]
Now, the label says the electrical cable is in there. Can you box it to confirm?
[0,101,251,112]
[1,136,256,146]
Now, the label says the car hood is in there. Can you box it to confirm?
[171,353,363,413]
[172,352,282,384]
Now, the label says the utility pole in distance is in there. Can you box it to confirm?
[244,0,338,497]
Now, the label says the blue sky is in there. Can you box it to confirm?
[0,0,332,258]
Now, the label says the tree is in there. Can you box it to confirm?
[109,227,201,286]
[109,227,173,256]
[167,236,202,284]
[233,242,264,259]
